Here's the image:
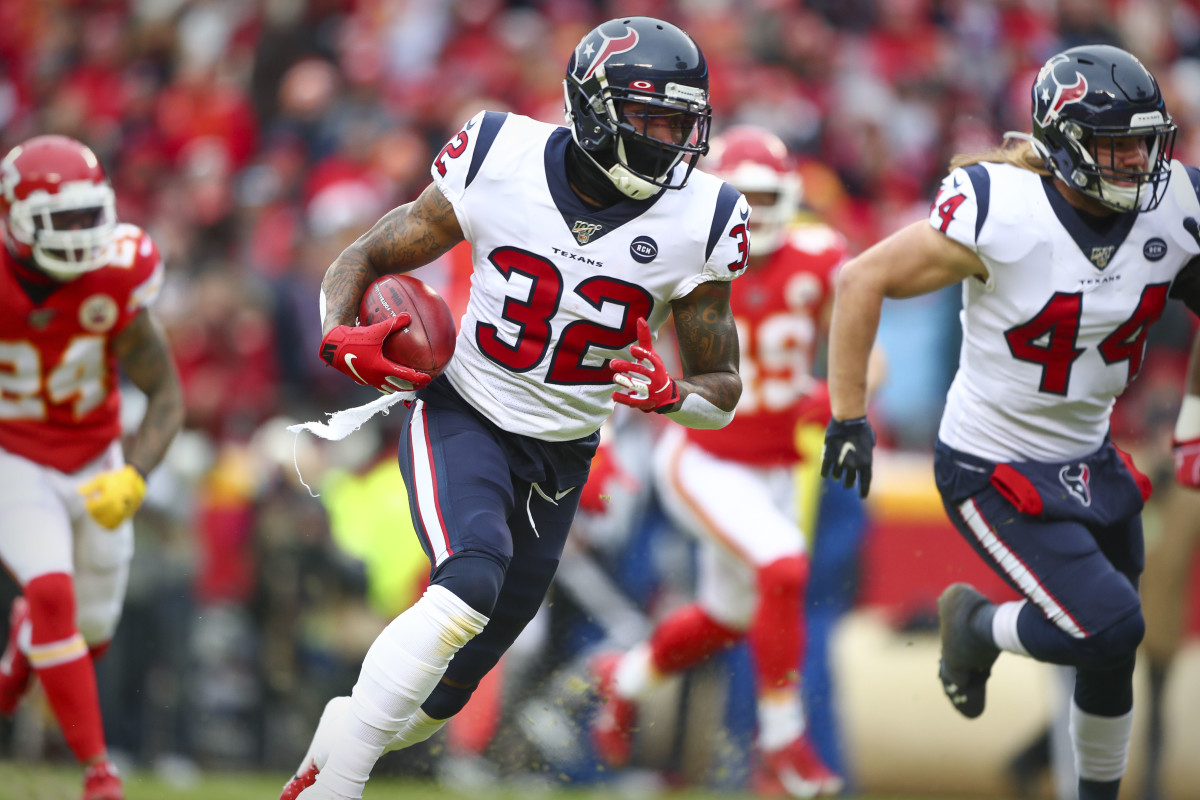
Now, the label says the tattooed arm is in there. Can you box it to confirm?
[609,281,739,427]
[114,309,185,475]
[666,279,741,425]
[320,183,465,336]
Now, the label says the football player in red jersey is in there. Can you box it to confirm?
[0,135,184,800]
[591,126,881,797]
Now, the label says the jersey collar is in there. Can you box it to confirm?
[1041,177,1138,270]
[546,128,665,245]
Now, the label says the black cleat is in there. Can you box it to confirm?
[937,583,1000,719]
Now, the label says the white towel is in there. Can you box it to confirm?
[287,391,413,495]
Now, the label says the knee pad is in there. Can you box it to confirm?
[23,573,78,644]
[431,552,506,617]
[421,677,476,720]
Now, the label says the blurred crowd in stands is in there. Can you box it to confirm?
[2,0,1199,792]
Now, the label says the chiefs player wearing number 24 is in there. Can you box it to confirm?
[0,135,184,800]
[283,16,748,800]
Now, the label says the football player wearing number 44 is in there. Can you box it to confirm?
[0,136,184,800]
[821,44,1200,800]
[283,16,748,800]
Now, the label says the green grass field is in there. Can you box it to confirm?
[0,762,1001,800]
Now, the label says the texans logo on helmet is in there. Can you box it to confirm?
[579,27,639,82]
[1037,55,1089,126]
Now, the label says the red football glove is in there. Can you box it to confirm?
[1173,438,1200,488]
[610,318,681,413]
[319,316,432,394]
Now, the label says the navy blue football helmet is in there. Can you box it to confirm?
[564,17,711,200]
[1031,44,1176,212]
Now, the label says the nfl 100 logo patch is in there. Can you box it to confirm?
[572,220,603,244]
[1089,245,1115,268]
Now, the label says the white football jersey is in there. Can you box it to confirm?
[935,160,1200,462]
[430,111,750,441]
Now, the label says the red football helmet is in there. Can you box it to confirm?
[0,135,117,278]
[706,126,801,256]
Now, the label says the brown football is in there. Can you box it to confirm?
[358,274,457,379]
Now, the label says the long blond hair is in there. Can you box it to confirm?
[948,134,1052,177]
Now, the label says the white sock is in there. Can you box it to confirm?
[614,642,662,702]
[992,600,1030,656]
[297,695,351,774]
[386,708,448,752]
[317,586,488,797]
[757,688,804,752]
[1071,701,1132,782]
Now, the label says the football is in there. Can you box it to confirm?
[358,274,457,379]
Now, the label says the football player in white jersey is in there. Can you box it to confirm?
[820,44,1197,800]
[281,17,749,800]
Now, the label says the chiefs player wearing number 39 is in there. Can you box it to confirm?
[0,136,183,800]
[822,45,1200,800]
[283,16,747,800]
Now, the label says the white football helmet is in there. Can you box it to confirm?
[706,126,801,256]
[1,135,117,279]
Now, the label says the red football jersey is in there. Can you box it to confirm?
[686,223,846,465]
[0,223,164,472]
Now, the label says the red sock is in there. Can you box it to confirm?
[748,556,808,690]
[24,573,107,764]
[648,603,743,674]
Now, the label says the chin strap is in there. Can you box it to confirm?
[606,163,660,200]
[569,140,664,202]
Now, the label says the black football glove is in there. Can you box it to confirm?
[821,416,876,498]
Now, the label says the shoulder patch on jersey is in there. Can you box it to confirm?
[961,164,991,240]
[1144,237,1168,261]
[630,235,657,263]
[464,111,509,190]
[706,182,743,262]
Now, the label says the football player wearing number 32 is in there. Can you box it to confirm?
[822,44,1200,800]
[0,136,184,800]
[282,17,748,800]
